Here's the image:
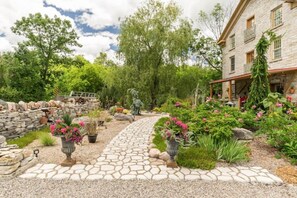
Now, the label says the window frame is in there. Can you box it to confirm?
[230,56,235,72]
[246,50,255,64]
[271,5,283,28]
[230,34,235,50]
[246,16,255,29]
[273,36,282,60]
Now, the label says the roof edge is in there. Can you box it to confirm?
[218,0,250,45]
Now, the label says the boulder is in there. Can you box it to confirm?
[159,152,170,161]
[18,101,28,111]
[0,152,23,166]
[0,162,20,175]
[149,148,160,158]
[0,136,6,145]
[6,102,16,111]
[232,128,254,140]
[114,113,134,123]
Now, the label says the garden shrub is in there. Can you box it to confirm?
[39,133,56,146]
[177,147,216,170]
[154,117,170,133]
[153,132,167,152]
[218,139,250,163]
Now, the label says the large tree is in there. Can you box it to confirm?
[118,0,194,109]
[193,3,235,72]
[11,13,81,86]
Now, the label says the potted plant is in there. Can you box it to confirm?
[162,117,188,168]
[290,84,295,94]
[86,119,98,143]
[50,114,85,166]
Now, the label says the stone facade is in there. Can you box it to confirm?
[220,0,297,100]
[0,100,100,139]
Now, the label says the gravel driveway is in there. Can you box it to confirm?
[1,178,297,198]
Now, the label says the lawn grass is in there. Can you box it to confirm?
[7,127,50,148]
[177,147,217,170]
[153,132,167,152]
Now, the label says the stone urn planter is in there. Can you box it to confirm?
[60,137,76,167]
[166,139,179,168]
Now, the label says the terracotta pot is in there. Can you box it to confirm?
[116,107,124,113]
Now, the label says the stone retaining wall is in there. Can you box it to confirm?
[0,100,100,139]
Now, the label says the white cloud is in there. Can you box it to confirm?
[0,0,239,62]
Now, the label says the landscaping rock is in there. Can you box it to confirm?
[232,128,254,140]
[0,162,20,175]
[149,148,160,158]
[159,152,170,161]
[114,113,134,123]
[18,101,28,111]
[0,136,6,145]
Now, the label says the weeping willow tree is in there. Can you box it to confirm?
[246,31,276,109]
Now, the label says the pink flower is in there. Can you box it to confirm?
[256,111,263,119]
[252,105,257,109]
[79,121,85,127]
[276,102,283,108]
[213,110,219,114]
[61,128,67,134]
[287,96,292,102]
[218,94,221,98]
[50,124,56,133]
[175,102,181,107]
[166,130,171,138]
[181,123,188,130]
[176,121,183,126]
[73,127,78,132]
[165,121,170,126]
[202,118,207,122]
[56,119,62,124]
[171,117,177,122]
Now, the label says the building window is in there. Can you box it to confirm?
[246,51,254,64]
[247,16,255,29]
[230,34,235,49]
[230,56,235,72]
[272,6,282,27]
[273,37,282,60]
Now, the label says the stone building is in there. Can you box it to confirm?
[211,0,297,106]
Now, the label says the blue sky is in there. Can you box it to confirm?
[0,0,238,63]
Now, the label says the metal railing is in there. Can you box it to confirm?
[244,26,256,43]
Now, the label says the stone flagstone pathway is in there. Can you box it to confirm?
[20,116,283,184]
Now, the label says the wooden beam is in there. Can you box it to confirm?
[228,81,232,101]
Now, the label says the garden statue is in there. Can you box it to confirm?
[128,88,143,115]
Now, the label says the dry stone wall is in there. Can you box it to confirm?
[0,100,100,139]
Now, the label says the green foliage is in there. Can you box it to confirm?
[11,13,81,84]
[196,135,249,163]
[7,127,50,148]
[246,31,276,109]
[177,147,216,170]
[39,133,56,146]
[153,133,167,152]
[154,117,170,133]
[62,114,72,126]
[218,139,250,163]
[119,0,194,109]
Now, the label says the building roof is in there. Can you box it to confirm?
[210,67,297,84]
[218,0,250,45]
